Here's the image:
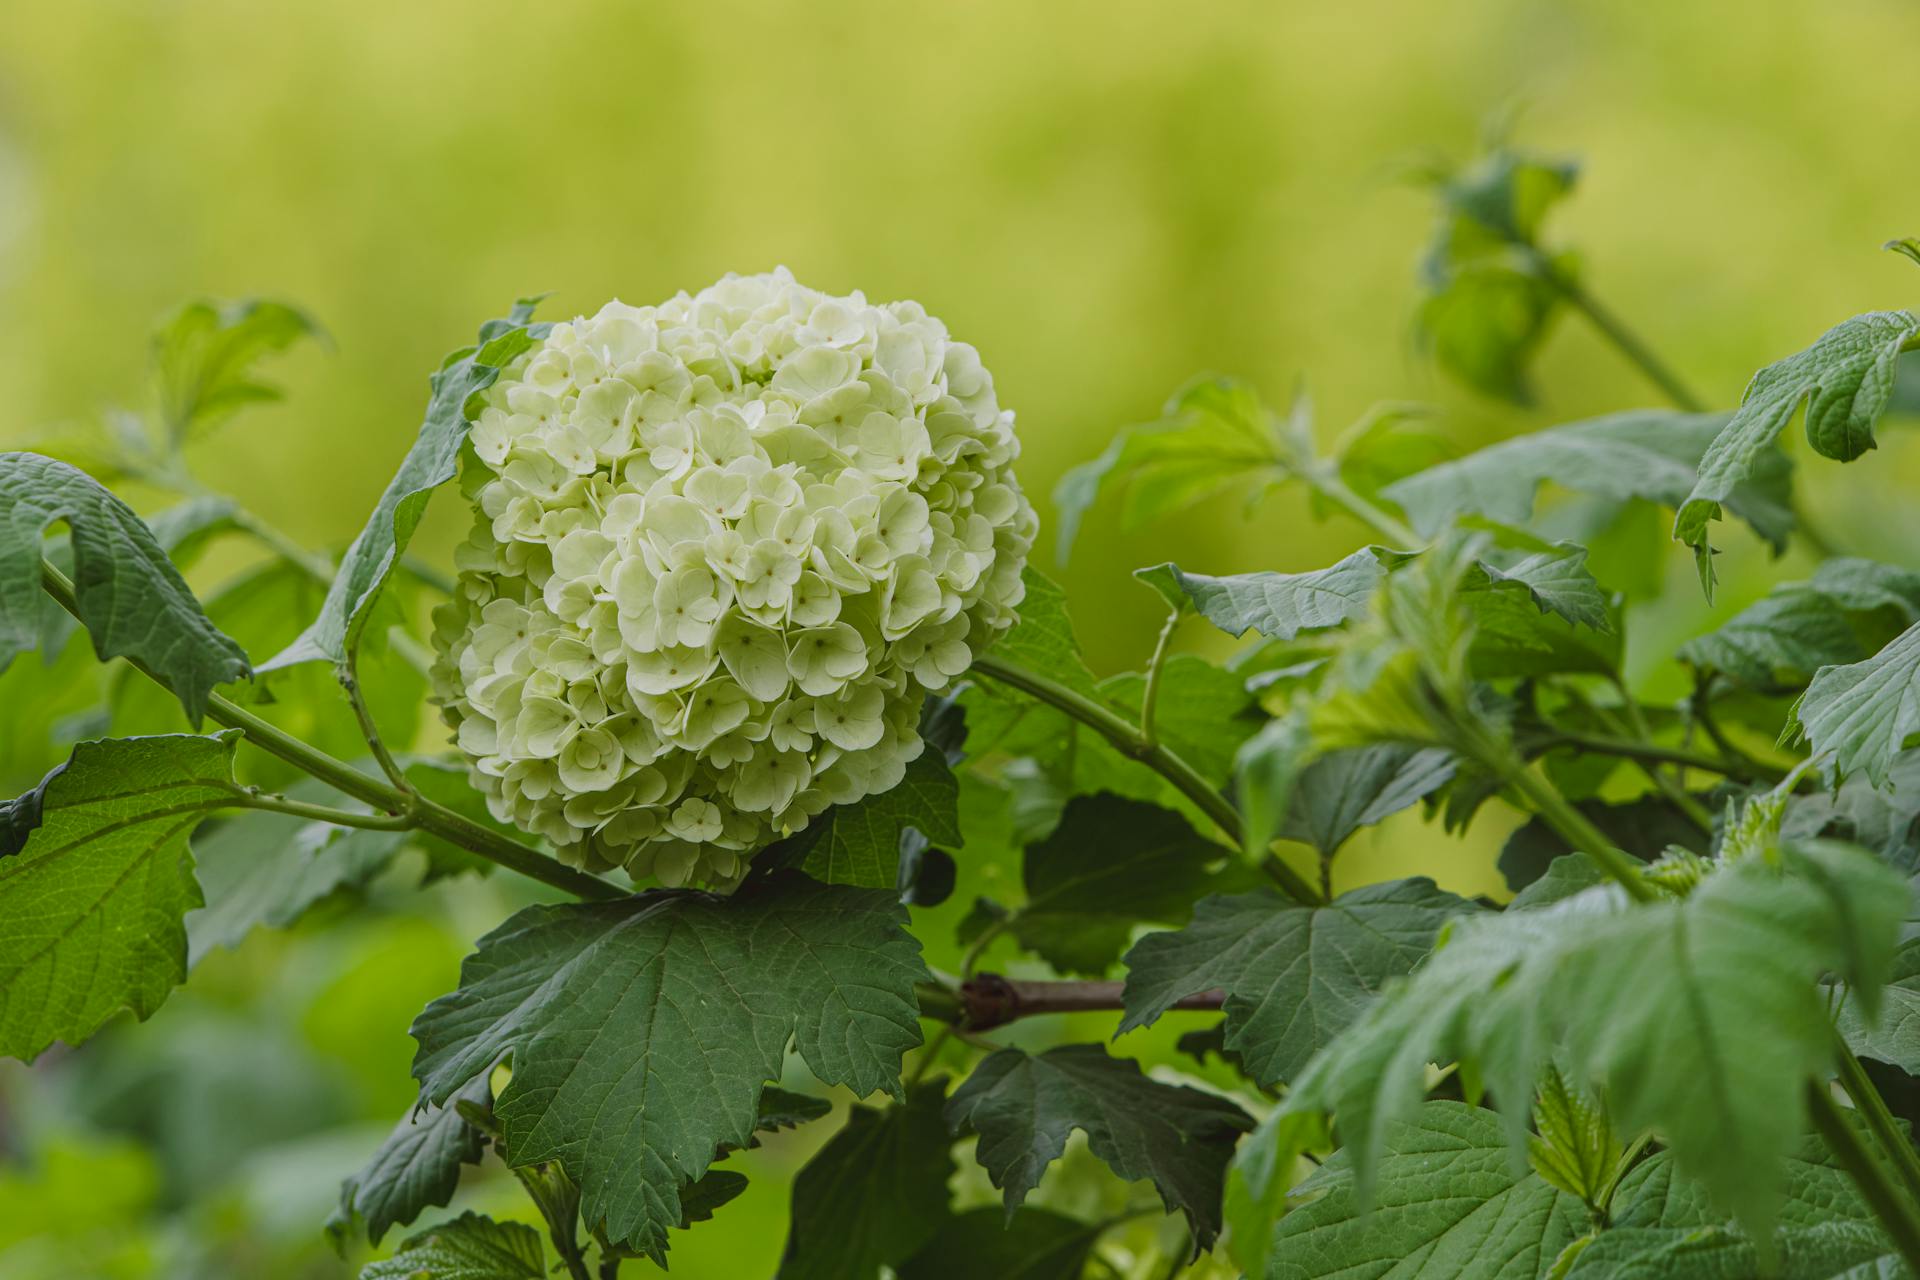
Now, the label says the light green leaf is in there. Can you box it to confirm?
[1119,879,1475,1086]
[1796,620,1920,787]
[1527,1067,1618,1210]
[267,301,546,670]
[1683,558,1920,691]
[1264,1101,1585,1280]
[1383,409,1794,551]
[0,453,250,724]
[1282,840,1906,1243]
[186,785,409,964]
[359,1212,544,1280]
[0,732,241,1060]
[1011,794,1227,975]
[896,1207,1107,1280]
[776,1081,953,1280]
[946,1044,1253,1247]
[1838,933,1920,1076]
[152,298,323,445]
[1236,714,1311,861]
[1055,376,1279,562]
[1676,311,1920,594]
[1143,549,1405,641]
[1223,1108,1327,1280]
[1415,148,1580,404]
[408,871,927,1255]
[1279,745,1456,858]
[330,1074,492,1247]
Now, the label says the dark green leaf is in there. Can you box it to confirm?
[0,453,250,723]
[359,1212,544,1280]
[1236,714,1311,861]
[1677,311,1920,594]
[408,871,927,1254]
[776,1081,954,1280]
[946,1044,1252,1247]
[267,301,546,669]
[1562,1128,1905,1278]
[1283,841,1906,1242]
[1012,794,1225,975]
[1795,620,1920,787]
[1384,409,1794,552]
[1264,1101,1584,1280]
[676,1169,748,1228]
[896,1207,1106,1280]
[0,732,241,1060]
[1279,745,1456,858]
[795,750,961,888]
[152,298,323,444]
[1119,879,1475,1086]
[1839,933,1920,1076]
[330,1075,492,1247]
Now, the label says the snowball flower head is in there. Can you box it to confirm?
[430,269,1036,886]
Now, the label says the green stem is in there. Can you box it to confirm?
[1301,465,1421,548]
[1544,729,1777,784]
[1807,1081,1920,1274]
[1139,609,1181,751]
[968,653,1324,904]
[1596,1131,1656,1223]
[339,665,412,793]
[1531,256,1707,414]
[1835,1036,1920,1212]
[1473,727,1656,903]
[231,789,415,830]
[41,560,625,903]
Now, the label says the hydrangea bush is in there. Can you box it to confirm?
[429,270,1036,885]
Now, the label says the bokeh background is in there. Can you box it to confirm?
[5,0,1920,1275]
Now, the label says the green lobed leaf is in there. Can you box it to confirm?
[0,732,242,1060]
[1681,557,1920,692]
[407,871,927,1255]
[793,749,962,888]
[1676,311,1920,594]
[1278,744,1456,858]
[358,1211,544,1280]
[1838,933,1920,1077]
[330,1074,493,1247]
[1011,793,1227,975]
[1560,1128,1907,1278]
[1281,840,1907,1244]
[945,1044,1253,1247]
[1795,619,1920,788]
[776,1081,954,1280]
[1527,1067,1618,1210]
[895,1207,1107,1280]
[1263,1101,1585,1280]
[1383,409,1794,552]
[1415,148,1580,404]
[1223,1107,1328,1280]
[1055,376,1280,562]
[185,785,410,964]
[1143,549,1406,641]
[0,453,250,724]
[1119,879,1477,1086]
[1236,714,1312,862]
[152,298,324,444]
[267,300,547,670]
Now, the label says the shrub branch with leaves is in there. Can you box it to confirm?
[9,136,1920,1280]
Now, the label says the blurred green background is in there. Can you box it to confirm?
[6,0,1920,1275]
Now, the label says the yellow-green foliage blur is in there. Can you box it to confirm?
[4,2,1920,1277]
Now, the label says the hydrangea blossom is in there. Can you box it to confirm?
[429,269,1036,886]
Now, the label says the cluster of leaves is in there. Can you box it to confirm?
[10,129,1920,1280]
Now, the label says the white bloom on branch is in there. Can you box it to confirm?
[431,269,1036,886]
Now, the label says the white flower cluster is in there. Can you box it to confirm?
[430,269,1036,886]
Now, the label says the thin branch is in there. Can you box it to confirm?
[1541,728,1780,784]
[945,973,1223,1032]
[40,560,626,903]
[339,666,412,793]
[969,653,1324,905]
[1808,1080,1920,1274]
[231,789,415,830]
[1139,609,1181,751]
